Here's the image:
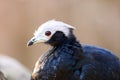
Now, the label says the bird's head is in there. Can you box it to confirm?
[27,20,75,46]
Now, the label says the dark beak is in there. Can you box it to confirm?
[27,41,34,46]
[27,37,36,46]
[27,35,48,46]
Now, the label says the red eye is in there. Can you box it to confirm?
[45,31,51,36]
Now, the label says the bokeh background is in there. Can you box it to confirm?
[0,0,120,71]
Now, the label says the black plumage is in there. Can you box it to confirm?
[28,20,120,80]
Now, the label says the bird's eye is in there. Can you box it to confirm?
[45,31,51,36]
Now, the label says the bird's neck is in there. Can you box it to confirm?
[54,33,77,47]
[51,34,83,56]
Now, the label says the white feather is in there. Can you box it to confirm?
[0,55,30,80]
[34,20,75,39]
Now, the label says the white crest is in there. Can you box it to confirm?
[34,20,75,38]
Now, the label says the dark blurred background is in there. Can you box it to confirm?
[0,0,120,70]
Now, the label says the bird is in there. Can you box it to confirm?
[27,20,120,80]
[0,71,7,80]
[0,55,31,80]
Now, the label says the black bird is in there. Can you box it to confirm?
[27,20,120,80]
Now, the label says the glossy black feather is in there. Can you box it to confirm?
[31,31,120,80]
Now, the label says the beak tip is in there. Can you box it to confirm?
[27,41,34,46]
